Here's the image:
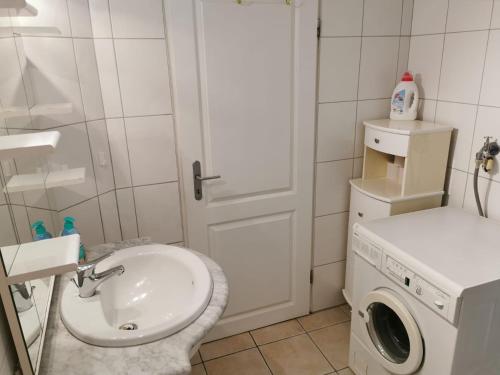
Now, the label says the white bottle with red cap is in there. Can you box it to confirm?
[390,71,419,120]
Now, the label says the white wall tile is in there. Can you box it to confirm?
[463,175,500,220]
[12,205,32,243]
[311,261,345,312]
[73,38,105,121]
[116,188,138,240]
[408,34,444,100]
[411,0,448,35]
[88,0,112,38]
[438,31,489,104]
[320,0,363,37]
[401,0,414,35]
[21,37,85,128]
[358,37,400,100]
[363,0,403,36]
[316,102,356,162]
[397,37,411,83]
[114,39,172,117]
[318,37,361,102]
[67,0,93,38]
[106,118,132,188]
[98,191,122,243]
[313,212,348,266]
[480,30,500,107]
[315,159,353,216]
[94,39,123,118]
[435,101,477,172]
[125,115,178,186]
[48,123,98,211]
[417,99,437,121]
[59,197,104,246]
[133,182,183,244]
[87,120,115,194]
[446,0,493,32]
[354,99,391,157]
[469,106,500,181]
[109,0,164,38]
[0,206,17,246]
[492,0,500,29]
[445,168,467,208]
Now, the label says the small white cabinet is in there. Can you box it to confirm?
[343,119,452,305]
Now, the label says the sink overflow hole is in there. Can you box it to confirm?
[119,322,138,331]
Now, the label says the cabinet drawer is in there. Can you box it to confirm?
[349,187,391,228]
[365,127,409,157]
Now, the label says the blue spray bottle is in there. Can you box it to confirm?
[60,216,86,263]
[32,221,53,241]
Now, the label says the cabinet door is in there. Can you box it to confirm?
[344,188,391,304]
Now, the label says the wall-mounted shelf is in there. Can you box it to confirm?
[0,0,27,9]
[0,131,60,160]
[0,103,72,120]
[2,234,80,284]
[4,167,86,193]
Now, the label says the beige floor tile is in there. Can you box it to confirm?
[191,351,202,365]
[200,332,255,361]
[251,319,305,345]
[204,348,271,375]
[298,306,350,332]
[191,363,207,375]
[260,334,333,375]
[309,321,351,371]
[338,368,355,375]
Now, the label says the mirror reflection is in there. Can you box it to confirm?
[0,0,99,373]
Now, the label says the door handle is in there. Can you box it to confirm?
[193,161,221,200]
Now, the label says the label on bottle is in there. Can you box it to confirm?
[391,89,406,113]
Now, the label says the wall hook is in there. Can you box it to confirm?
[236,0,242,4]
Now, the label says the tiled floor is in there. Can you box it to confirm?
[191,305,355,375]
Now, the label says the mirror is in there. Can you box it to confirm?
[0,1,102,373]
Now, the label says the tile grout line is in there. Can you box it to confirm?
[248,329,275,375]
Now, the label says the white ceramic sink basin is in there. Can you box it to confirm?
[60,244,213,347]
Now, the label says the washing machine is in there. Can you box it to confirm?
[348,207,500,375]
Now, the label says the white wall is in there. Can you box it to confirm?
[408,0,500,219]
[0,0,184,248]
[311,0,413,311]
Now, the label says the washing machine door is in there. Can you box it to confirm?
[360,289,424,375]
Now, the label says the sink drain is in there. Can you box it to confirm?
[119,322,138,331]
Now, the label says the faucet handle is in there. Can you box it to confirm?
[75,252,114,284]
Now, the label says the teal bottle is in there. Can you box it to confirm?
[32,221,53,241]
[60,217,86,262]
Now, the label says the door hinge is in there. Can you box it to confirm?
[317,18,321,39]
[310,269,314,284]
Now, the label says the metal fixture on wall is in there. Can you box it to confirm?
[474,136,499,217]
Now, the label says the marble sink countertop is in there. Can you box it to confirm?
[39,238,229,375]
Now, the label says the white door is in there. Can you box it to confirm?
[165,0,318,339]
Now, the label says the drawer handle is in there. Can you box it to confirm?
[358,212,364,218]
[374,138,380,144]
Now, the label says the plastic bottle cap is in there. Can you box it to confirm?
[63,216,76,231]
[401,71,414,82]
[32,220,46,235]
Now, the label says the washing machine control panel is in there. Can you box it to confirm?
[353,230,458,323]
[385,255,451,319]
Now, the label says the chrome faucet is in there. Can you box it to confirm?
[73,252,125,298]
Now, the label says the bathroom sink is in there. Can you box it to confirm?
[60,244,213,347]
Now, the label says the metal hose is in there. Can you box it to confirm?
[474,165,485,217]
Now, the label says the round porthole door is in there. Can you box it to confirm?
[360,289,424,375]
